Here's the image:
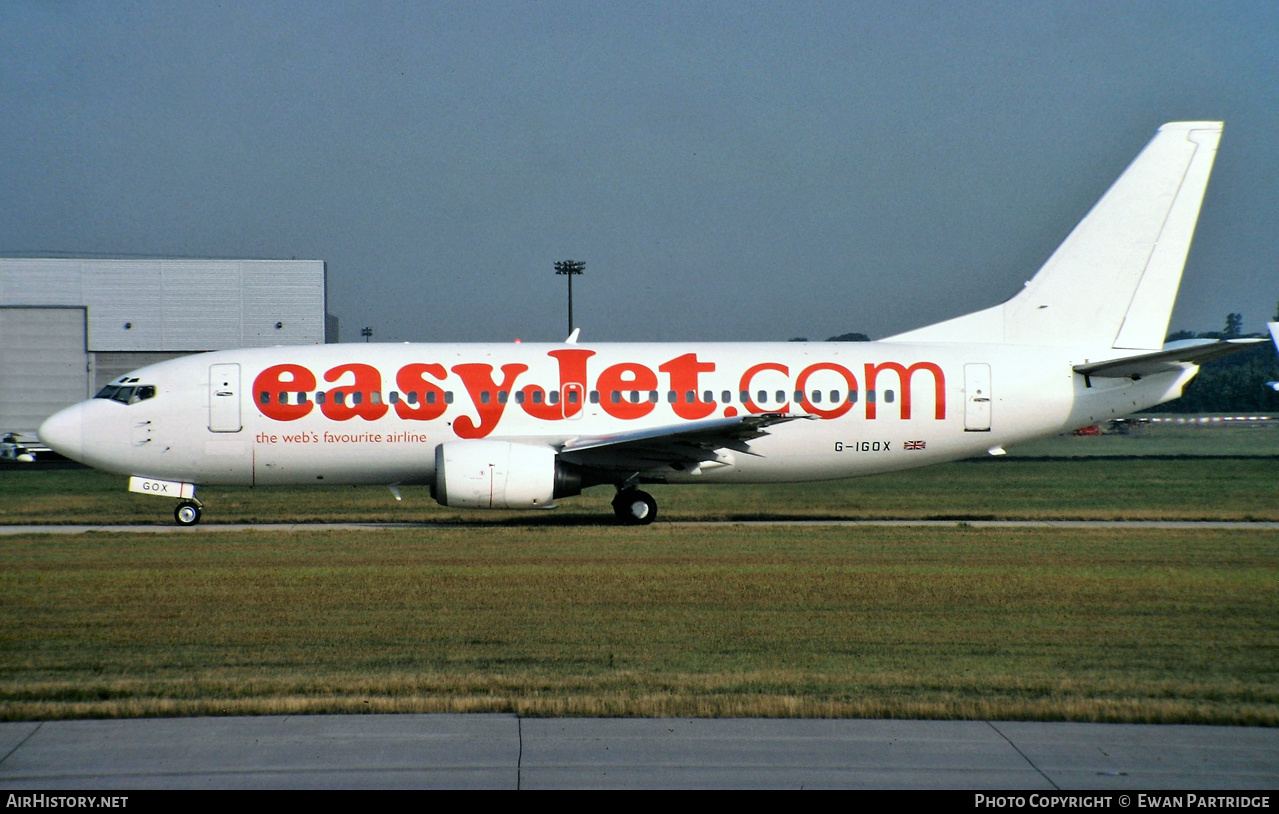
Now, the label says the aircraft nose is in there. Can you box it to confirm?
[39,402,85,462]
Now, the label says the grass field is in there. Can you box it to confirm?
[2,525,1275,723]
[1,420,1276,723]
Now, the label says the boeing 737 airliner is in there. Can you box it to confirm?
[38,122,1274,525]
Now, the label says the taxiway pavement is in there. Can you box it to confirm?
[3,715,1278,790]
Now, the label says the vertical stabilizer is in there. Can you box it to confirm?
[886,122,1222,349]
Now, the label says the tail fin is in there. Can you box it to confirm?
[888,122,1223,349]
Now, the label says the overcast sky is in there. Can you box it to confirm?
[2,1,1276,343]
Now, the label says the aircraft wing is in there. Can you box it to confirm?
[558,413,809,472]
[1073,338,1267,380]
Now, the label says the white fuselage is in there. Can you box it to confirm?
[43,340,1193,489]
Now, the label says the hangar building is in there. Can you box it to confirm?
[0,259,335,438]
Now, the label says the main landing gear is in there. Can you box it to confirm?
[612,488,657,526]
[174,499,203,527]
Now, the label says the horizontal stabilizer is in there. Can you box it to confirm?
[1073,337,1266,380]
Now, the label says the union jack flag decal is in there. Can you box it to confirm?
[904,440,926,450]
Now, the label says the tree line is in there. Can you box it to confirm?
[1159,308,1279,413]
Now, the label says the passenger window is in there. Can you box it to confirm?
[703,390,713,403]
[351,392,363,405]
[388,392,399,404]
[444,392,454,404]
[590,391,600,404]
[722,390,732,403]
[316,391,327,405]
[259,391,270,405]
[480,391,491,405]
[549,391,560,405]
[370,391,382,405]
[884,390,895,403]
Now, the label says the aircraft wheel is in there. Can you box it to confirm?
[612,489,657,526]
[174,501,202,527]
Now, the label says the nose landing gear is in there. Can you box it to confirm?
[126,478,203,526]
[174,500,203,527]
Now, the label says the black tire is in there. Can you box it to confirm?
[174,501,202,527]
[612,489,657,526]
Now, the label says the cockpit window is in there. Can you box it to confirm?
[94,384,157,405]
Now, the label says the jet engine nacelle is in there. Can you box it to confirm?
[432,440,581,509]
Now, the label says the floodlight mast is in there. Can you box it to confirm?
[554,260,585,336]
